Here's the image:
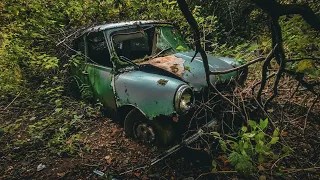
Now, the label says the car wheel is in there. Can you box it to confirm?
[124,108,174,146]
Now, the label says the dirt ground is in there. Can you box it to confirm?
[0,117,212,179]
[1,88,320,179]
[1,109,319,180]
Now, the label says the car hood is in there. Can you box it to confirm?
[138,51,238,91]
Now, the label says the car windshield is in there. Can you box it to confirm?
[112,25,189,63]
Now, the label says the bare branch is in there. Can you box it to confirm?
[177,0,245,121]
[303,95,319,134]
[210,57,264,75]
[285,70,319,95]
[280,4,320,30]
[287,57,320,62]
[251,73,276,95]
[251,0,320,31]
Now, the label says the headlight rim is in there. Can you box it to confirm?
[174,84,194,115]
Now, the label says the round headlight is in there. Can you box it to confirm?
[175,85,194,114]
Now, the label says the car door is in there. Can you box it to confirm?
[84,31,117,112]
[70,36,93,98]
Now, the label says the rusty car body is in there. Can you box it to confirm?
[71,20,247,145]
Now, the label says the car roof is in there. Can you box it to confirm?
[83,20,171,34]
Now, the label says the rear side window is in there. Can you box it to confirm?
[87,32,112,67]
[73,36,85,55]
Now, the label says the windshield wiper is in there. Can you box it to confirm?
[119,56,140,68]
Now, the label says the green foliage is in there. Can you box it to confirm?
[0,0,318,162]
[212,119,292,176]
[1,80,102,156]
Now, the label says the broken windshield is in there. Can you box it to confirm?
[112,25,189,64]
[156,26,189,54]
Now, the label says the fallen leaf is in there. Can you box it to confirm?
[105,155,110,160]
[111,128,121,137]
[259,175,266,180]
[134,172,141,177]
[220,166,232,171]
[258,164,265,171]
[107,157,113,164]
[57,172,65,177]
[262,162,273,168]
[66,140,72,145]
[281,131,288,136]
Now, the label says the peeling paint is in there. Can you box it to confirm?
[157,79,169,86]
[115,70,185,120]
[73,22,246,122]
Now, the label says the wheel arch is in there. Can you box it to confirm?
[117,104,147,123]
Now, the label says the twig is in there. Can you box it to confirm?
[280,166,320,173]
[4,92,21,110]
[285,70,318,95]
[196,170,237,180]
[82,163,103,167]
[287,57,320,62]
[271,155,289,176]
[56,28,82,46]
[253,97,276,129]
[303,95,319,133]
[252,73,276,95]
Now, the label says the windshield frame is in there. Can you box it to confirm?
[106,23,189,69]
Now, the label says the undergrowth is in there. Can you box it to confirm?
[212,119,292,176]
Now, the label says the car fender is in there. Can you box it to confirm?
[114,70,187,120]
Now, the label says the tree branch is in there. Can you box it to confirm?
[287,57,320,62]
[250,0,320,30]
[280,4,320,30]
[256,44,277,104]
[210,57,265,75]
[177,0,245,120]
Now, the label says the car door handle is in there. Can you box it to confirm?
[82,70,89,75]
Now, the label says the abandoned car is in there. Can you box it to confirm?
[71,20,247,145]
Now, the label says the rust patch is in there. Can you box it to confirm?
[139,55,185,77]
[157,79,169,86]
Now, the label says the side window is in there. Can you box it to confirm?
[87,32,112,67]
[73,36,85,55]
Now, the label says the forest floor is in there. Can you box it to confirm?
[1,80,320,179]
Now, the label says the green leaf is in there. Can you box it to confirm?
[241,126,247,133]
[248,120,257,128]
[55,108,63,112]
[258,154,265,163]
[267,109,274,113]
[176,45,185,52]
[219,140,227,151]
[270,137,279,144]
[259,118,268,130]
[211,131,220,137]
[55,99,62,106]
[255,132,265,142]
[211,159,217,169]
[273,128,279,137]
[243,141,249,149]
[243,133,255,138]
[29,117,36,121]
